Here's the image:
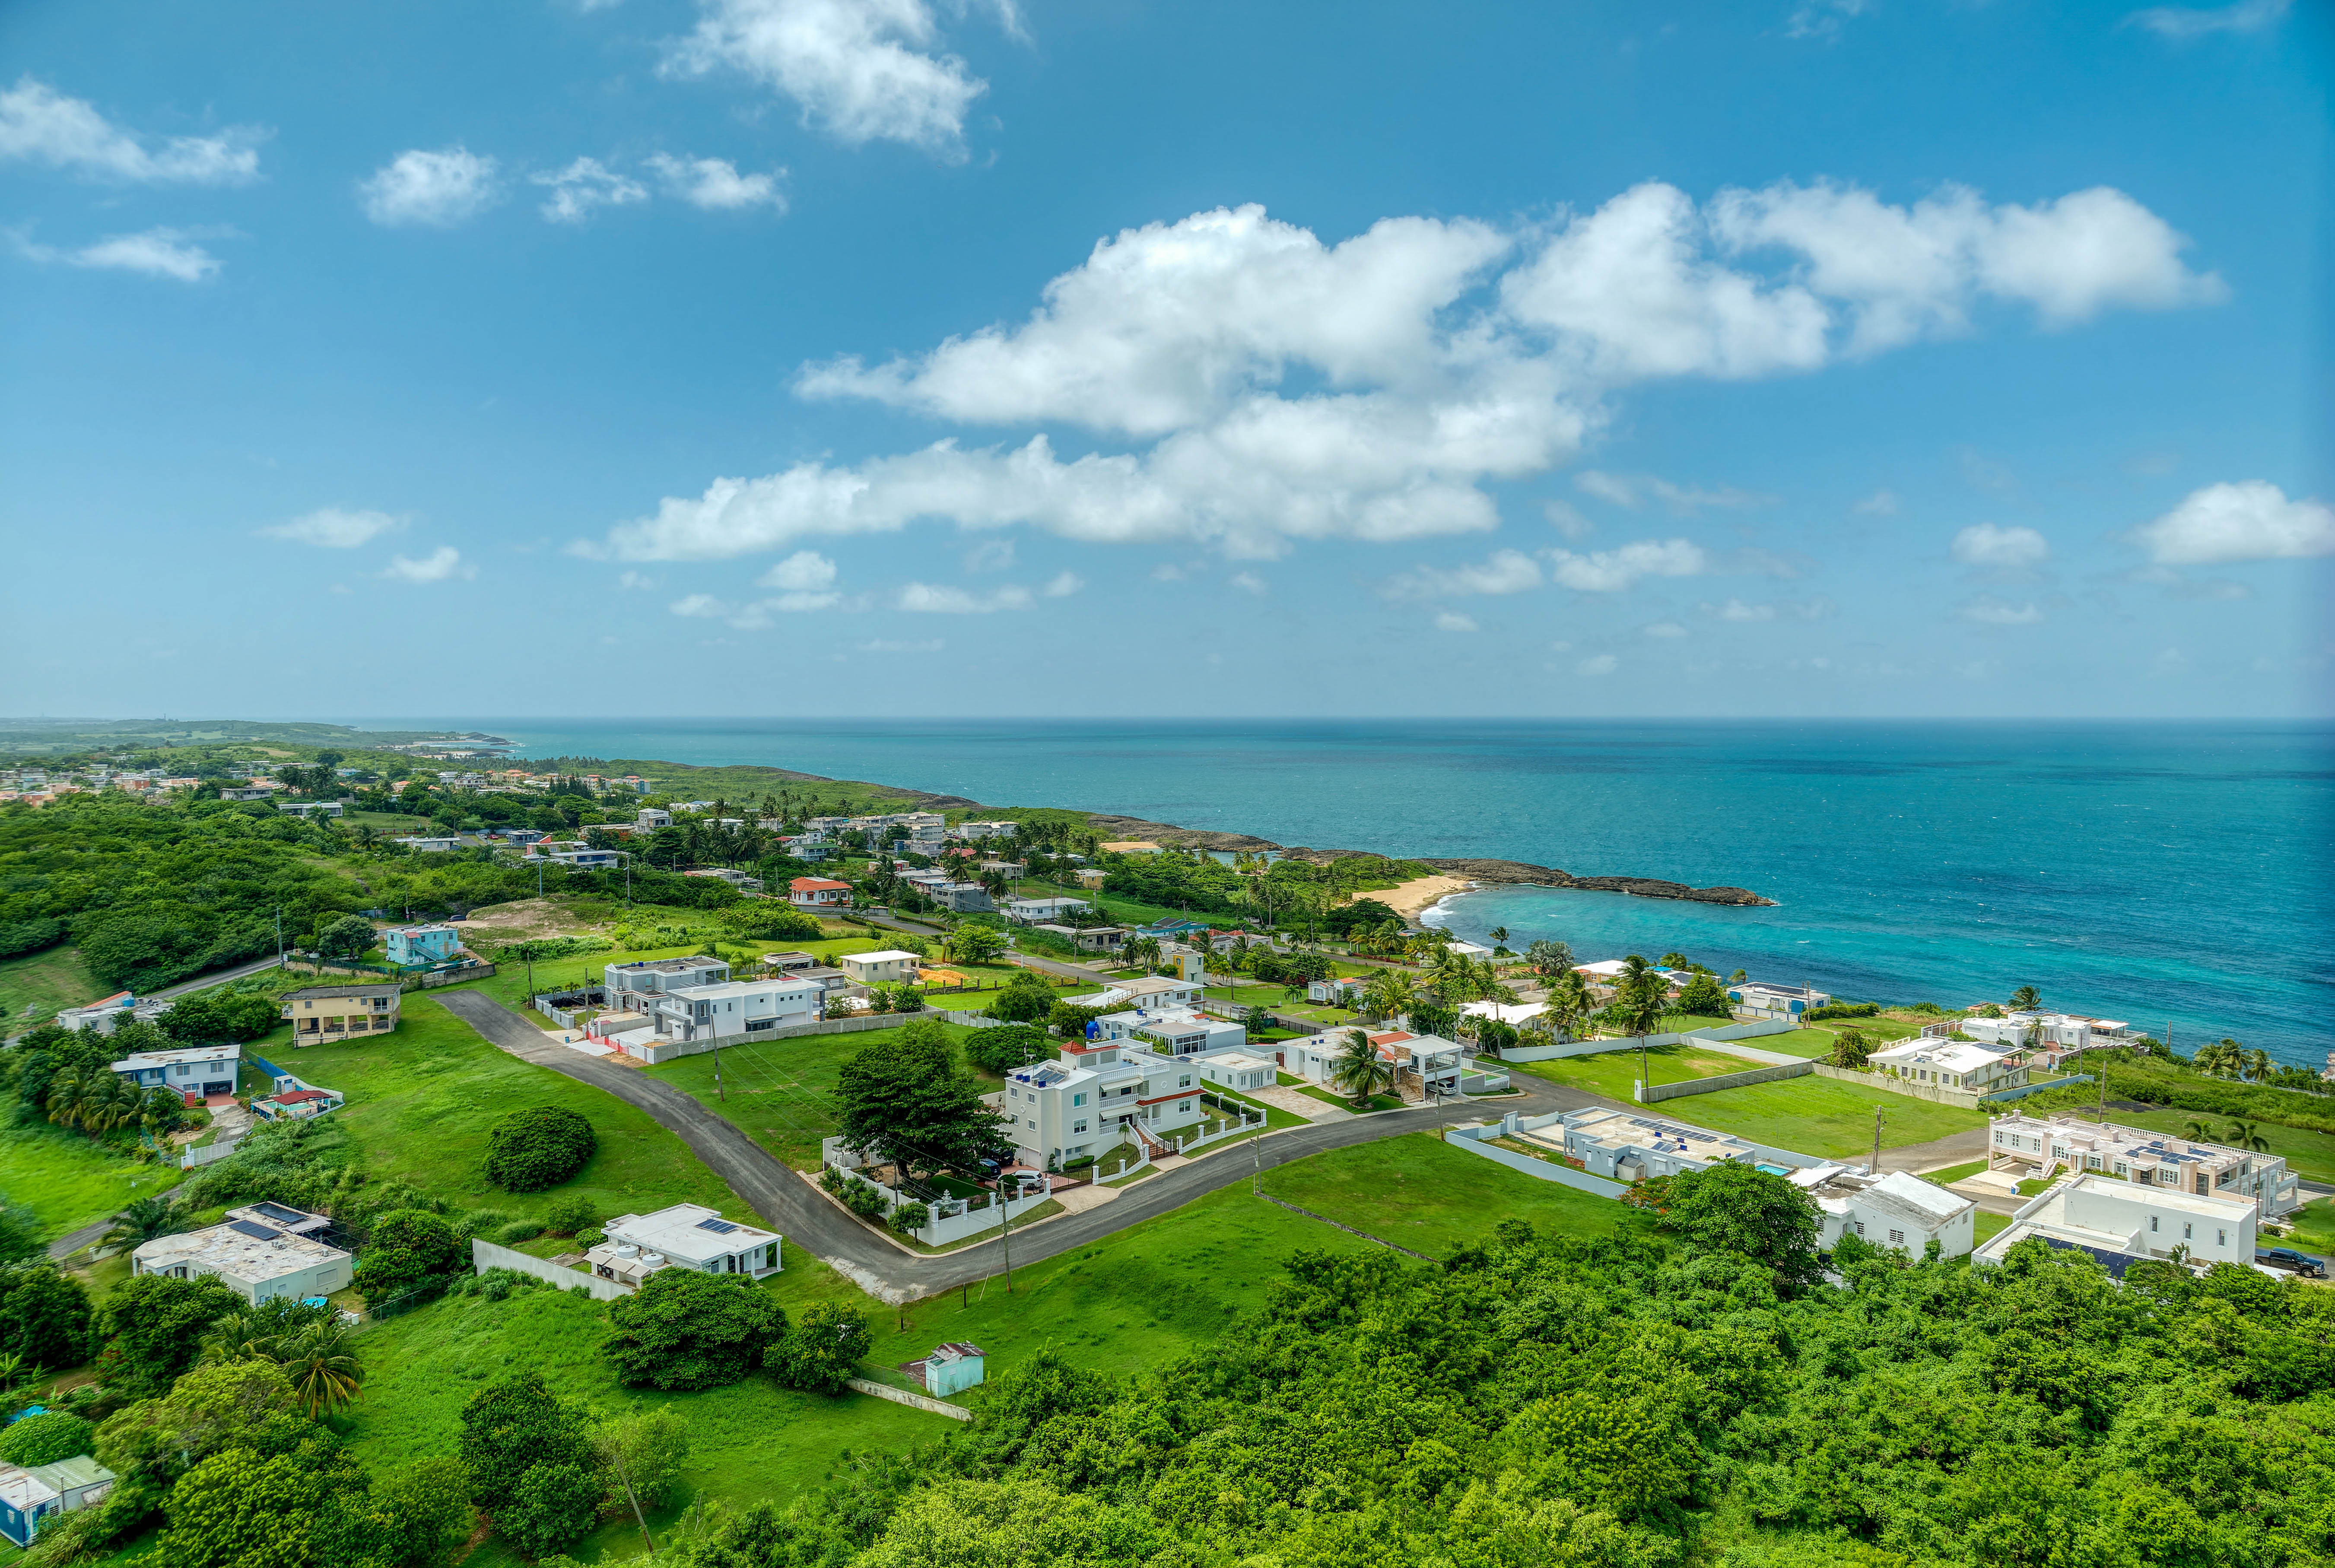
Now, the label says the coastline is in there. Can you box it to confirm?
[1368,874,1476,920]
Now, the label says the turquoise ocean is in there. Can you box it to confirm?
[360,720,2333,1068]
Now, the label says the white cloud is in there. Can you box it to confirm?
[1573,470,1769,512]
[1543,499,1595,540]
[1642,621,1688,638]
[1788,0,1869,40]
[1710,595,1834,622]
[0,76,262,184]
[1710,181,2224,347]
[582,181,2221,566]
[2128,480,2335,565]
[1853,489,1899,516]
[1958,596,2043,626]
[12,225,224,282]
[1040,571,1083,598]
[260,508,403,548]
[963,537,1014,572]
[1383,548,1541,600]
[1229,571,1267,595]
[896,581,1034,613]
[1951,522,2049,568]
[1717,598,1776,622]
[2150,647,2192,677]
[670,593,728,619]
[858,638,944,652]
[1544,539,1706,592]
[534,156,647,223]
[384,546,474,584]
[361,147,500,228]
[664,0,996,154]
[647,152,788,212]
[1434,612,1478,633]
[1577,653,1620,676]
[618,570,658,590]
[755,548,842,609]
[2125,0,2288,38]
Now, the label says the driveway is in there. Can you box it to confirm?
[434,988,1596,1302]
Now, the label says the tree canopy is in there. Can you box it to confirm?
[833,1020,1010,1183]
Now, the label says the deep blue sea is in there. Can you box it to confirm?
[354,719,2335,1067]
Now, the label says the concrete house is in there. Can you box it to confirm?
[902,1341,986,1397]
[1727,981,1832,1019]
[1973,1172,2259,1276]
[586,1203,782,1287]
[936,882,995,914]
[995,1040,1213,1167]
[643,976,823,1043]
[1557,1108,1759,1181]
[954,820,1019,841]
[605,956,731,1004]
[112,1042,239,1100]
[840,950,921,986]
[1096,1006,1245,1057]
[55,991,162,1035]
[1191,1049,1277,1093]
[132,1203,351,1303]
[1067,974,1203,1011]
[392,835,461,853]
[282,984,401,1041]
[790,876,853,909]
[1284,1029,1465,1101]
[1003,896,1091,925]
[384,925,461,965]
[1794,1165,1976,1258]
[1959,1010,2131,1063]
[637,807,673,830]
[1030,921,1125,952]
[1867,1038,2024,1093]
[1987,1112,2302,1218]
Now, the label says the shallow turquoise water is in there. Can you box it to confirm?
[358,719,2333,1066]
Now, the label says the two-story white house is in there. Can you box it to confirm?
[993,1040,1213,1167]
[644,976,824,1044]
[1283,1028,1465,1101]
[955,821,1020,841]
[1094,1006,1246,1057]
[1793,1165,1977,1257]
[839,950,921,986]
[605,955,731,1004]
[1986,1112,2302,1218]
[1003,896,1091,925]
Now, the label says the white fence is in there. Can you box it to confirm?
[1495,1016,1801,1062]
[470,1237,632,1300]
[821,1144,1060,1247]
[1637,1060,1814,1103]
[180,1139,241,1170]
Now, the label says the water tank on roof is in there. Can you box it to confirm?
[613,1244,639,1259]
[640,1253,666,1269]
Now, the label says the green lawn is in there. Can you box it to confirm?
[1515,1066,1987,1159]
[1973,1211,2013,1246]
[1924,1159,1989,1185]
[1512,1043,1777,1102]
[0,942,105,1028]
[258,994,742,1224]
[1293,1084,1404,1114]
[0,1127,179,1244]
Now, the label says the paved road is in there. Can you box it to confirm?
[433,988,1594,1301]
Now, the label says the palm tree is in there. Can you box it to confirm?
[2246,1048,2272,1082]
[1327,1028,1398,1109]
[200,1309,286,1367]
[102,1196,181,1254]
[1614,955,1671,1096]
[1362,970,1419,1025]
[2007,985,2041,1012]
[2224,1120,2271,1154]
[1543,969,1593,1043]
[2182,1118,2212,1142]
[278,1322,365,1416]
[1487,926,1509,948]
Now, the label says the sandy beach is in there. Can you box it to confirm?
[1363,874,1475,919]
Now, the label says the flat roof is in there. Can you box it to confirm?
[284,984,401,1000]
[842,949,920,962]
[133,1219,349,1283]
[605,1203,780,1259]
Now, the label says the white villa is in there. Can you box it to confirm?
[1973,1172,2258,1276]
[1986,1111,2303,1218]
[993,1038,1214,1166]
[585,1203,783,1288]
[1556,1107,1759,1181]
[1866,1038,2024,1094]
[1094,1006,1245,1057]
[1283,1028,1465,1102]
[1793,1165,1976,1257]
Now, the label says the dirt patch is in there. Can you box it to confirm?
[452,898,612,941]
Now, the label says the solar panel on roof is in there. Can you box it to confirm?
[227,1220,280,1240]
[253,1202,308,1223]
[696,1217,739,1234]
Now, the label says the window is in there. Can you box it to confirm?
[1178,1074,1192,1088]
[2217,1229,2226,1247]
[2149,1216,2159,1232]
[1026,1118,1036,1130]
[1073,1120,1087,1135]
[1888,1230,1905,1246]
[2183,1222,2193,1239]
[1072,1092,1086,1106]
[1179,1101,1191,1114]
[1854,1222,1865,1236]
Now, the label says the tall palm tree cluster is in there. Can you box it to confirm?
[2191,1037,2275,1082]
[45,1067,191,1143]
[199,1303,367,1417]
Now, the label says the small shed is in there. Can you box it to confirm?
[902,1341,987,1397]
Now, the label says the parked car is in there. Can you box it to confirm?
[2255,1247,2328,1278]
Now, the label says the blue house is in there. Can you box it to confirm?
[904,1341,986,1397]
[384,924,462,967]
[0,1457,118,1547]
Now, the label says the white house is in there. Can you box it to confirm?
[789,876,853,908]
[1307,975,1364,1005]
[1442,940,1496,962]
[56,990,163,1035]
[606,956,731,1002]
[993,1040,1213,1167]
[1067,974,1203,1011]
[636,807,673,830]
[1958,1010,2130,1061]
[840,950,921,986]
[955,821,1020,841]
[112,1042,240,1100]
[1867,1038,2024,1093]
[1973,1172,2258,1275]
[1728,981,1832,1019]
[1986,1112,2302,1218]
[1283,1028,1465,1101]
[1096,1007,1245,1057]
[1557,1107,1759,1181]
[1793,1165,1976,1258]
[392,835,461,853]
[586,1203,783,1286]
[131,1203,351,1303]
[642,976,823,1043]
[1003,895,1091,925]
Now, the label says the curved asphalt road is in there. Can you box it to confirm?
[434,988,1595,1303]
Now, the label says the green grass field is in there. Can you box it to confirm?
[1508,1055,1986,1158]
[1973,1211,2013,1246]
[1514,1043,1776,1101]
[255,996,742,1224]
[0,943,105,1028]
[0,1126,179,1243]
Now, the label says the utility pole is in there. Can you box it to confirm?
[1870,1105,1884,1176]
[714,1037,724,1101]
[273,907,284,968]
[998,1171,1015,1293]
[610,1447,655,1557]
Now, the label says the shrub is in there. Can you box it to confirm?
[889,1202,930,1235]
[482,1105,597,1192]
[768,1301,870,1396]
[602,1270,785,1391]
[989,971,1055,1023]
[0,1264,92,1371]
[446,1268,557,1302]
[492,1220,543,1246]
[0,917,63,959]
[499,1461,602,1558]
[1805,1002,1880,1021]
[966,1024,1050,1076]
[841,1181,889,1221]
[0,1409,95,1466]
[718,906,823,941]
[541,1194,599,1236]
[454,1208,523,1240]
[353,1209,463,1301]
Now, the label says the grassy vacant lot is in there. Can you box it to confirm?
[338,1132,1643,1565]
[1509,1055,1986,1158]
[257,995,740,1223]
[0,942,104,1027]
[643,1019,996,1171]
[1517,1043,1774,1101]
[0,1126,179,1243]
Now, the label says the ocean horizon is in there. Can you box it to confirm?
[342,717,2335,1068]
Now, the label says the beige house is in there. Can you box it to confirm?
[839,950,921,986]
[282,984,401,1041]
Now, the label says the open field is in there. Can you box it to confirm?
[1515,1043,1782,1101]
[0,943,105,1028]
[247,995,742,1223]
[0,1127,178,1243]
[1508,1055,1987,1156]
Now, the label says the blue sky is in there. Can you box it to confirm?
[3,0,2328,719]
